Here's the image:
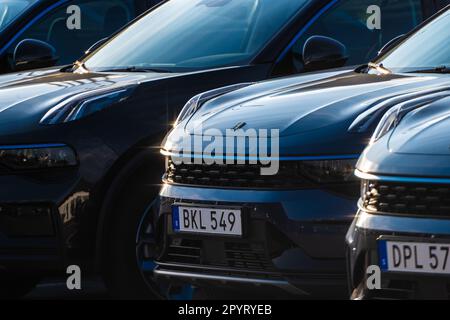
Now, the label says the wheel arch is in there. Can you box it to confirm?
[88,136,165,272]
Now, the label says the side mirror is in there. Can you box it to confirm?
[85,37,108,56]
[377,34,405,56]
[13,39,58,71]
[303,36,348,72]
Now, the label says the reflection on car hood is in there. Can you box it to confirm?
[388,96,450,156]
[166,70,450,156]
[185,73,448,136]
[357,96,450,178]
[0,66,204,136]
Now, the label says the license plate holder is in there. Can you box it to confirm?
[378,237,450,276]
[172,204,244,237]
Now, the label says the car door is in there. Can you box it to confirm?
[0,0,157,73]
[272,0,440,77]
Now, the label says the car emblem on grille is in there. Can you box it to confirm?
[231,122,247,131]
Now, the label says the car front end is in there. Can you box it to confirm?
[153,6,450,294]
[154,155,359,297]
[0,143,80,272]
[150,62,450,297]
[347,96,450,300]
[0,70,140,275]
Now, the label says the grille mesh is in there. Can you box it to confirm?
[363,181,450,217]
[164,159,311,189]
[164,239,276,271]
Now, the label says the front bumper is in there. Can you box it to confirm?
[154,184,357,296]
[346,209,450,299]
[0,170,88,273]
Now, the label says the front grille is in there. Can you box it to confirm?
[164,239,276,272]
[161,219,293,273]
[164,159,312,189]
[226,242,274,270]
[363,181,450,217]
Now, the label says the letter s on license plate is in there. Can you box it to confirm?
[172,205,242,237]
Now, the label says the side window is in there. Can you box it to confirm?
[8,0,137,66]
[274,0,425,76]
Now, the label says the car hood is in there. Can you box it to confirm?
[388,96,450,156]
[357,96,450,178]
[166,70,450,156]
[0,66,214,136]
[184,72,448,135]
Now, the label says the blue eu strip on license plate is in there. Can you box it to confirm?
[378,240,388,271]
[377,239,450,275]
[172,206,180,231]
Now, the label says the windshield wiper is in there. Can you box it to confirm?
[99,66,172,73]
[366,62,392,75]
[410,66,450,74]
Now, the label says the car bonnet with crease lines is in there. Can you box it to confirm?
[347,94,450,299]
[155,7,450,297]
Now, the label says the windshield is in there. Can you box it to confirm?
[83,0,309,72]
[375,9,450,73]
[0,0,37,32]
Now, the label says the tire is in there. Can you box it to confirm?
[102,151,164,300]
[0,273,40,299]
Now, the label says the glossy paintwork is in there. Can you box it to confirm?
[0,64,270,270]
[349,92,450,235]
[165,72,450,157]
[357,95,450,177]
[0,0,361,272]
[347,89,450,298]
[159,45,450,292]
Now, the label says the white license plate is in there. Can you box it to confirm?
[172,205,242,236]
[379,240,450,275]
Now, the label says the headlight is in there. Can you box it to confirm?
[300,159,359,184]
[40,85,136,125]
[174,83,253,127]
[0,144,77,170]
[370,105,400,143]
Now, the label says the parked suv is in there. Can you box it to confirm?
[154,5,450,298]
[347,9,450,298]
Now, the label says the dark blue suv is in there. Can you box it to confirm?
[347,9,450,299]
[154,5,450,298]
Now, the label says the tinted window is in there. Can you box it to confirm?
[9,0,143,66]
[377,10,450,72]
[83,0,309,72]
[275,0,425,75]
[0,0,37,32]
